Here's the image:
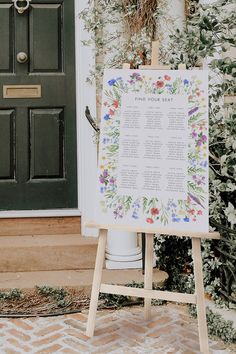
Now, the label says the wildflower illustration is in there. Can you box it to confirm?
[98,70,208,227]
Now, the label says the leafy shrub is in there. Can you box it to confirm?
[0,288,23,301]
[189,304,236,343]
[36,286,69,308]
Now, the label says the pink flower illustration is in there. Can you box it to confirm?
[113,100,119,108]
[109,109,115,116]
[164,75,171,81]
[156,81,164,88]
[146,218,154,224]
[151,208,159,216]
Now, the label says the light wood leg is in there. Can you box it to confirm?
[86,229,107,338]
[192,237,209,354]
[144,233,154,321]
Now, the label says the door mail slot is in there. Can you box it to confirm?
[3,85,41,99]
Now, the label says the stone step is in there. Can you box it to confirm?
[0,234,98,272]
[0,269,168,294]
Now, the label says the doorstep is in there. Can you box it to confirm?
[0,268,168,294]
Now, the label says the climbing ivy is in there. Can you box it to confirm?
[155,0,236,305]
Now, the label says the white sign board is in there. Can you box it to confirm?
[95,69,209,232]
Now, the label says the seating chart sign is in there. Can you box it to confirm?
[95,69,209,232]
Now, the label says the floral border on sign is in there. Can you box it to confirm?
[99,72,208,226]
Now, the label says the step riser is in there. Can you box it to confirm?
[0,216,81,236]
[1,243,97,272]
[0,217,96,272]
[0,234,97,272]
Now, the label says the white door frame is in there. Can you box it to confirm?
[0,0,97,236]
[75,0,98,236]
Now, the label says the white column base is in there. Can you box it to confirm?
[106,247,142,262]
[106,259,143,269]
[105,230,142,269]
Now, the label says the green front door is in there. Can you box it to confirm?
[0,0,77,210]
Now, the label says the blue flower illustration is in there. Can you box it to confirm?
[184,79,189,85]
[103,138,110,144]
[200,160,208,168]
[172,217,181,222]
[132,211,139,219]
[183,217,190,222]
[108,79,116,86]
[104,114,110,121]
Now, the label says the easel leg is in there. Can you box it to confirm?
[192,237,209,354]
[144,233,154,321]
[86,229,107,338]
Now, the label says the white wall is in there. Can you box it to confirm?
[75,0,98,236]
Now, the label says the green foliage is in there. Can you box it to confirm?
[189,305,236,344]
[154,235,192,292]
[166,0,236,231]
[168,0,235,67]
[99,281,164,308]
[214,222,236,303]
[206,308,236,343]
[155,233,235,306]
[0,288,23,301]
[163,0,236,305]
[99,290,130,309]
[35,286,69,308]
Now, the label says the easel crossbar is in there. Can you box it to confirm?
[85,222,220,240]
[100,284,197,304]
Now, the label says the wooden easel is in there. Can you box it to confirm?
[85,42,220,354]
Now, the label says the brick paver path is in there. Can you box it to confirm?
[0,304,233,353]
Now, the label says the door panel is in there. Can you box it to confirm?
[0,0,77,210]
[0,4,14,73]
[30,108,64,179]
[0,109,15,179]
[29,4,63,72]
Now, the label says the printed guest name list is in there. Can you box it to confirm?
[117,93,189,200]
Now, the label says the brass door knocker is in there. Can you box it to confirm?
[12,0,31,14]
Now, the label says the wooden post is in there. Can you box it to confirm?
[139,41,171,70]
[192,237,209,354]
[144,233,154,320]
[123,63,131,69]
[178,63,186,70]
[86,229,107,338]
[151,41,159,66]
